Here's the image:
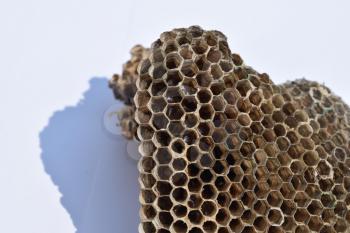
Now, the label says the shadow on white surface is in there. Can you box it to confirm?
[39,78,139,233]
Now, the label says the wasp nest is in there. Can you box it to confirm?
[110,26,350,233]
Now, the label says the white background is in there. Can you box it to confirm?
[1,0,350,232]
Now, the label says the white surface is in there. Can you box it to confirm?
[1,0,350,232]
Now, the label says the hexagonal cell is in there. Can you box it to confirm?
[138,125,154,140]
[201,184,216,199]
[294,208,310,223]
[179,45,193,59]
[199,104,214,120]
[278,167,293,182]
[182,129,198,145]
[254,200,269,215]
[152,113,169,130]
[185,145,200,162]
[188,163,200,177]
[207,49,221,63]
[171,139,185,154]
[216,208,230,225]
[212,128,227,143]
[268,208,283,225]
[151,96,167,113]
[223,90,237,105]
[211,64,223,80]
[192,39,208,54]
[136,107,152,124]
[241,175,256,190]
[241,191,255,208]
[237,98,253,113]
[181,77,198,95]
[276,137,290,151]
[181,96,197,112]
[199,169,214,183]
[164,41,178,54]
[165,87,183,103]
[135,91,151,108]
[334,218,347,232]
[188,178,202,192]
[154,130,171,147]
[181,60,198,77]
[229,183,244,198]
[332,184,347,200]
[172,158,187,171]
[199,153,214,168]
[291,175,308,191]
[172,220,188,233]
[254,216,268,231]
[139,141,156,157]
[307,200,323,215]
[172,187,188,202]
[198,122,213,136]
[280,183,296,199]
[240,159,254,174]
[152,64,167,80]
[211,82,225,96]
[217,192,230,207]
[166,70,183,87]
[151,80,167,96]
[303,150,320,166]
[140,173,156,189]
[140,156,156,173]
[196,72,212,87]
[215,176,230,191]
[240,142,256,158]
[184,113,198,128]
[236,79,252,97]
[157,196,173,211]
[165,53,182,69]
[290,160,306,174]
[157,165,173,180]
[267,191,283,207]
[187,194,203,209]
[280,199,296,215]
[141,205,156,220]
[298,123,313,137]
[199,137,214,151]
[142,222,156,233]
[213,160,227,174]
[155,148,172,165]
[294,191,310,207]
[171,172,188,186]
[254,150,267,165]
[197,89,212,103]
[267,174,282,189]
[158,211,174,228]
[227,166,243,182]
[229,218,243,232]
[156,181,172,195]
[254,182,269,198]
[317,160,332,176]
[287,144,305,159]
[237,113,251,126]
[195,55,210,71]
[141,189,156,204]
[241,209,256,225]
[212,96,225,111]
[166,104,185,120]
[168,121,185,137]
[201,200,217,216]
[213,112,227,128]
[202,221,217,233]
[305,184,321,199]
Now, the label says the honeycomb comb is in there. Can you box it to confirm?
[110,26,350,233]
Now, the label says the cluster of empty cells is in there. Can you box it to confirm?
[131,26,350,233]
